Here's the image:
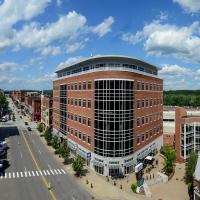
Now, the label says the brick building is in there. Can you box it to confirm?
[175,108,200,162]
[41,94,53,130]
[53,55,163,176]
[31,96,41,121]
[11,90,26,102]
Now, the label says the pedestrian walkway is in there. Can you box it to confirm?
[0,168,66,180]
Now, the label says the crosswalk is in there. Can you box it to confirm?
[0,168,66,180]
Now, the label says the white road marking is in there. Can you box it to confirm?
[46,170,50,175]
[13,172,15,178]
[39,171,43,176]
[20,151,23,159]
[24,171,27,177]
[8,172,11,179]
[20,172,23,177]
[50,169,54,175]
[54,169,58,175]
[32,171,35,176]
[5,173,7,179]
[61,169,66,174]
[16,172,19,178]
[36,171,39,176]
[43,170,47,176]
[57,169,62,174]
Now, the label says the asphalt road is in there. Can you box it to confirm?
[0,99,93,200]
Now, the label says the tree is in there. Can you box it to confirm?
[59,141,70,164]
[44,129,52,145]
[37,123,44,133]
[0,96,8,117]
[161,146,176,175]
[185,151,198,184]
[51,135,59,152]
[72,155,84,176]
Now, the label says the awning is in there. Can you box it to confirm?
[124,160,136,167]
[108,165,121,169]
[92,160,104,167]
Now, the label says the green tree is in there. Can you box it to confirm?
[185,151,198,184]
[131,182,137,193]
[37,123,44,133]
[51,135,59,151]
[0,96,8,117]
[161,146,176,175]
[72,155,84,176]
[59,141,70,164]
[44,129,52,145]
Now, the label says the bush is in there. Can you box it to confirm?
[131,182,137,193]
[59,141,70,164]
[44,129,52,145]
[72,155,84,176]
[37,123,44,133]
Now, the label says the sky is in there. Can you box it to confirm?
[0,0,200,90]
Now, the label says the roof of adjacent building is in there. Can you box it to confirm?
[55,55,160,73]
[195,153,200,181]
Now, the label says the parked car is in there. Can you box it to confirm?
[27,127,32,131]
[0,141,7,150]
[0,159,9,170]
[0,150,6,157]
[25,122,28,126]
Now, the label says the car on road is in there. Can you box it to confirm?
[0,149,6,157]
[0,141,8,150]
[27,127,32,131]
[25,122,28,126]
[0,159,9,171]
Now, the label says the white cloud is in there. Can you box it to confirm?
[38,45,61,56]
[158,11,168,20]
[92,16,114,37]
[0,62,18,72]
[57,56,87,70]
[173,0,200,13]
[66,42,84,53]
[122,20,200,64]
[159,64,191,75]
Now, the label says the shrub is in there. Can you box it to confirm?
[131,182,137,193]
[37,123,44,133]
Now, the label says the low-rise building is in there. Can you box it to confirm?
[41,94,53,130]
[175,108,200,162]
[11,90,26,102]
[32,96,41,121]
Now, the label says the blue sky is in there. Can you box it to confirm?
[0,0,200,90]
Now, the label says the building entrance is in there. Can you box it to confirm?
[109,168,121,177]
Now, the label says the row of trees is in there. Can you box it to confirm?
[38,126,85,176]
[164,91,200,107]
[0,96,9,117]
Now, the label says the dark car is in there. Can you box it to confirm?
[0,160,9,171]
[0,150,6,157]
[27,127,32,131]
[25,122,28,126]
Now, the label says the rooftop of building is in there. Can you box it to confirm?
[55,55,160,73]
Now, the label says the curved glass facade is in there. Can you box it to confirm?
[94,80,134,157]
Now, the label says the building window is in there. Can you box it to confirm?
[71,128,74,135]
[79,99,81,106]
[68,98,70,105]
[79,115,82,123]
[146,132,148,140]
[142,82,145,90]
[79,82,82,90]
[71,98,73,105]
[88,100,91,108]
[83,133,86,142]
[75,130,78,137]
[83,99,86,108]
[150,99,153,107]
[83,117,86,125]
[67,84,70,90]
[74,83,78,90]
[88,118,91,127]
[137,135,140,144]
[150,129,152,137]
[137,100,140,108]
[75,99,78,106]
[71,83,74,90]
[88,136,91,144]
[146,99,148,107]
[137,118,140,127]
[79,132,82,139]
[154,84,156,91]
[145,83,148,90]
[150,83,152,91]
[145,116,148,124]
[75,114,78,122]
[150,115,152,123]
[142,117,145,125]
[142,99,145,108]
[83,82,86,90]
[137,82,140,90]
[70,113,73,120]
[88,81,92,90]
[142,134,145,142]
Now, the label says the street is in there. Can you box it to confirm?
[0,99,93,200]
